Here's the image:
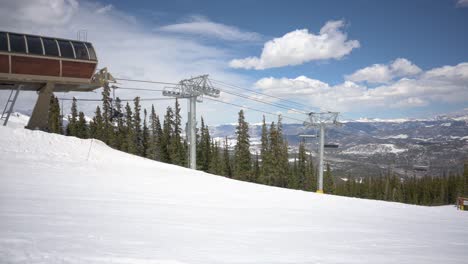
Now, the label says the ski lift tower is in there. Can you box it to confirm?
[304,111,340,193]
[162,75,220,170]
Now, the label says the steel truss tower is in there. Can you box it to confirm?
[304,111,340,193]
[163,75,220,170]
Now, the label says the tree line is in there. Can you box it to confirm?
[47,86,468,206]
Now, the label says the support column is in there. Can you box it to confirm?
[26,82,54,130]
[317,125,325,193]
[2,85,22,126]
[189,96,197,170]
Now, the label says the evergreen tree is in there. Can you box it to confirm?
[93,106,104,141]
[324,163,335,194]
[67,97,78,136]
[101,84,113,145]
[209,141,223,175]
[297,139,308,190]
[253,151,260,183]
[170,99,185,166]
[198,117,212,171]
[47,95,62,134]
[133,97,143,156]
[233,110,251,181]
[464,161,468,196]
[113,98,125,150]
[160,106,174,163]
[123,102,136,154]
[223,137,232,177]
[305,154,317,192]
[260,115,271,184]
[147,105,161,161]
[142,109,150,157]
[76,112,88,138]
[276,116,290,187]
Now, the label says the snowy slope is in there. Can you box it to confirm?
[0,126,467,264]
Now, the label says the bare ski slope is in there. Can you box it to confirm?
[0,125,467,264]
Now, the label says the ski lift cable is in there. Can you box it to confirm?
[114,77,178,86]
[113,83,308,115]
[57,97,177,102]
[204,97,305,123]
[214,85,309,113]
[210,78,314,112]
[218,88,308,115]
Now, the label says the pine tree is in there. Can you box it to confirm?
[464,161,468,196]
[142,109,150,157]
[47,95,62,134]
[170,99,185,166]
[76,112,88,138]
[253,151,260,183]
[147,105,161,161]
[324,163,335,194]
[260,115,271,184]
[160,106,174,163]
[198,117,212,171]
[113,98,125,150]
[67,97,78,136]
[276,115,290,187]
[233,110,251,181]
[93,106,104,141]
[133,97,143,156]
[209,140,222,175]
[124,102,136,154]
[306,154,317,192]
[223,137,232,177]
[297,139,307,190]
[101,84,113,145]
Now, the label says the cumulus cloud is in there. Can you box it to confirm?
[456,0,468,7]
[255,62,468,112]
[0,0,79,26]
[0,0,250,124]
[345,58,422,84]
[158,15,261,41]
[229,20,360,70]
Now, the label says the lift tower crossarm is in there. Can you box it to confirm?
[162,75,220,170]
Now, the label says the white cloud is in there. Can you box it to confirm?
[456,0,468,7]
[0,0,79,26]
[229,20,360,70]
[158,15,261,42]
[255,62,468,112]
[345,58,422,84]
[0,0,249,125]
[96,4,113,14]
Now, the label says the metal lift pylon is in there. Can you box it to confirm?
[1,85,22,126]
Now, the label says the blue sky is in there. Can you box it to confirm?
[1,0,468,124]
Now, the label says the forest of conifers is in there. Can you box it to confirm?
[46,86,468,206]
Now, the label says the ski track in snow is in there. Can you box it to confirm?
[0,125,468,264]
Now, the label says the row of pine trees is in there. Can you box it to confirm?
[47,86,468,206]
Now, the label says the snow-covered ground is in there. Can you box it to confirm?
[1,125,468,264]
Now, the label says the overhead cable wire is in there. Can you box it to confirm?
[114,77,309,115]
[204,97,305,123]
[114,77,178,86]
[217,88,308,115]
[210,78,314,112]
[58,97,176,102]
[111,87,166,92]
